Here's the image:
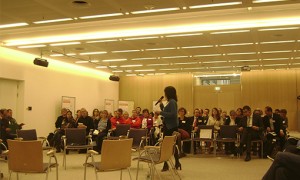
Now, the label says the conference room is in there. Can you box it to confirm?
[1,0,300,179]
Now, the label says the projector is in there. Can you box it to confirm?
[33,58,49,67]
[241,66,251,71]
[109,75,120,81]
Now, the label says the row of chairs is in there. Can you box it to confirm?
[1,134,180,180]
[183,125,263,158]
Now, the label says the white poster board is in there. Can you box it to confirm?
[61,96,76,115]
[118,101,134,115]
[104,99,114,114]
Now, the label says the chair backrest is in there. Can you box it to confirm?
[16,129,38,140]
[219,125,237,139]
[7,140,43,172]
[159,135,176,162]
[100,138,133,171]
[65,128,86,145]
[128,128,147,148]
[198,125,214,139]
[115,124,131,137]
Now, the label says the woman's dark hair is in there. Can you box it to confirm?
[178,107,187,115]
[164,86,177,101]
[142,109,149,114]
[212,107,221,121]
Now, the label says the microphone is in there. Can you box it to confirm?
[155,96,164,106]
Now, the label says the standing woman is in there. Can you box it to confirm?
[156,86,181,171]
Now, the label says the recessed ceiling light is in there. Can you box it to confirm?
[147,63,169,66]
[79,13,123,19]
[18,44,46,48]
[231,59,258,62]
[90,60,99,63]
[194,54,222,57]
[165,33,203,37]
[134,69,156,72]
[159,68,181,71]
[189,2,242,9]
[258,27,300,31]
[66,53,76,56]
[111,49,140,53]
[86,39,119,43]
[227,52,256,55]
[109,65,118,68]
[50,54,64,57]
[260,40,295,44]
[126,74,137,76]
[253,0,288,4]
[263,64,287,66]
[132,57,157,61]
[79,51,107,55]
[50,42,81,46]
[211,30,250,34]
[174,62,198,65]
[261,50,292,54]
[184,67,205,70]
[124,36,159,40]
[262,58,289,61]
[210,66,232,69]
[161,56,188,59]
[181,45,213,49]
[220,43,253,47]
[0,22,28,29]
[112,70,123,72]
[33,18,73,24]
[120,64,143,67]
[75,61,89,63]
[131,7,180,14]
[95,66,107,68]
[145,47,176,51]
[203,61,227,64]
[102,59,127,62]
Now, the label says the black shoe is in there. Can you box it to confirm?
[161,163,169,172]
[245,154,251,162]
[175,162,182,170]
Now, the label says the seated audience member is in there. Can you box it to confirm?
[76,108,94,134]
[178,107,193,154]
[74,109,81,123]
[223,110,238,154]
[6,109,24,134]
[262,152,300,180]
[0,109,17,146]
[123,111,130,122]
[192,108,206,132]
[110,108,126,129]
[235,108,243,126]
[92,108,100,126]
[135,107,143,118]
[274,109,280,115]
[221,110,230,125]
[126,110,141,129]
[203,108,210,122]
[238,105,264,161]
[153,111,163,139]
[53,110,76,152]
[141,109,153,131]
[263,106,286,157]
[94,110,111,153]
[208,107,223,131]
[55,108,68,129]
[280,109,288,130]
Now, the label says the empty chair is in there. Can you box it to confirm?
[16,129,51,150]
[134,135,181,180]
[214,125,238,156]
[192,125,215,154]
[62,128,93,169]
[128,128,147,151]
[7,139,58,180]
[107,124,131,140]
[84,138,133,180]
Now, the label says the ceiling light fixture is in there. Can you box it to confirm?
[132,57,157,61]
[210,66,232,69]
[184,67,205,70]
[112,70,123,72]
[50,42,81,46]
[145,47,176,51]
[194,54,222,57]
[253,0,288,3]
[161,56,188,59]
[258,27,300,31]
[203,61,227,63]
[159,68,180,71]
[120,64,143,67]
[189,2,242,9]
[220,43,253,46]
[211,30,250,34]
[131,7,180,14]
[227,52,256,55]
[134,69,156,72]
[0,22,28,29]
[86,39,119,43]
[111,49,140,53]
[262,50,292,54]
[33,18,73,24]
[181,45,214,49]
[102,59,127,62]
[124,36,159,40]
[79,51,107,55]
[260,40,295,44]
[263,64,287,66]
[174,62,198,65]
[147,63,169,66]
[79,13,123,19]
[75,61,89,63]
[95,66,107,68]
[262,58,290,61]
[165,33,203,37]
[50,54,64,57]
[231,59,258,62]
[18,44,46,48]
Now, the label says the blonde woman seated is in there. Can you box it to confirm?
[94,110,111,153]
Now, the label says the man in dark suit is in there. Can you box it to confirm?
[263,106,286,157]
[238,105,264,161]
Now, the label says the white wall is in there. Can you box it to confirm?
[0,47,119,136]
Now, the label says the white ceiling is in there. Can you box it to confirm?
[1,0,300,76]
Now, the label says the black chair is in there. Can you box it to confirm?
[16,129,51,150]
[128,128,147,151]
[214,125,238,156]
[192,125,214,154]
[107,124,131,140]
[62,128,93,169]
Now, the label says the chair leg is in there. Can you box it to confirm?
[127,168,132,180]
[152,164,161,180]
[120,169,122,180]
[56,165,58,180]
[136,160,140,180]
[167,161,176,180]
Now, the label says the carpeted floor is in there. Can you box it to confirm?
[0,150,271,180]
